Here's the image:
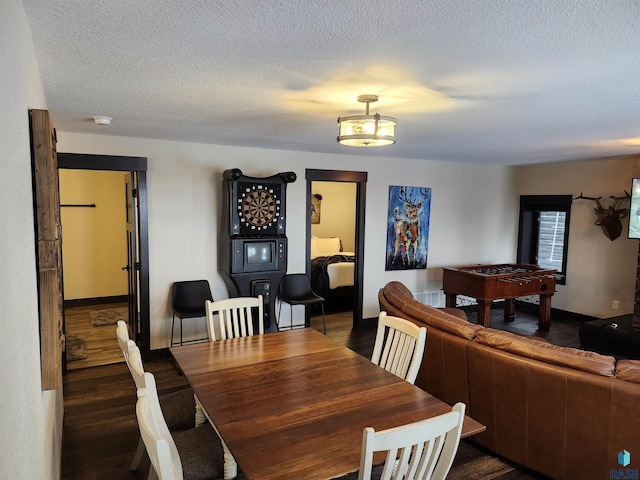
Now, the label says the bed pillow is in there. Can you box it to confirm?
[311,236,341,257]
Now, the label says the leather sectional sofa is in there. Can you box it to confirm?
[379,281,640,480]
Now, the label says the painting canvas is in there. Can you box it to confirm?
[386,185,431,271]
[311,194,322,224]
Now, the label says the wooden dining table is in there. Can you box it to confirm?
[169,328,485,480]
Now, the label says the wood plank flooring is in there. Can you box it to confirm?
[62,304,562,479]
[62,360,188,479]
[64,303,128,370]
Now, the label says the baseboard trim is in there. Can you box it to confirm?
[146,347,171,362]
[64,295,128,308]
[360,316,378,326]
[459,300,599,323]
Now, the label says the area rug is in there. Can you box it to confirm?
[91,307,128,326]
[66,335,88,361]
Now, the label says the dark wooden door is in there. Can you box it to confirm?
[124,173,140,342]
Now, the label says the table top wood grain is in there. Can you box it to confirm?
[170,328,485,480]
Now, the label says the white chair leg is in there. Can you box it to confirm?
[129,436,146,470]
[147,466,159,480]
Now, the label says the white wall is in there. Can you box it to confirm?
[514,155,640,317]
[0,1,62,479]
[57,132,516,348]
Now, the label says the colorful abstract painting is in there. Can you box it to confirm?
[386,185,431,270]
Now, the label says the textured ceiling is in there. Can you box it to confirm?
[22,0,640,165]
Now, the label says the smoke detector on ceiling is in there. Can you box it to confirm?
[92,116,112,125]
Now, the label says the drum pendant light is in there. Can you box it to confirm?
[337,95,396,147]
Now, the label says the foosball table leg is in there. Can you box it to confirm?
[538,294,553,331]
[504,298,515,322]
[445,292,457,309]
[477,299,492,327]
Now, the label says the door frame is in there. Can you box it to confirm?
[57,153,151,356]
[305,169,367,328]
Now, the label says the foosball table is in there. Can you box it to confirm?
[442,263,557,330]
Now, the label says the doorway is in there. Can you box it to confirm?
[305,169,367,328]
[60,169,129,369]
[58,153,150,368]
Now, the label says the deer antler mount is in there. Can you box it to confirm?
[574,191,630,241]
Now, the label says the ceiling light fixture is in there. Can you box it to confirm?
[337,95,396,147]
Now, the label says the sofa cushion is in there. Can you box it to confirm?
[475,329,616,377]
[380,282,481,340]
[402,301,482,340]
[616,360,640,384]
[438,307,468,320]
[381,281,415,306]
[381,282,467,321]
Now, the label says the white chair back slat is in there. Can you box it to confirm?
[206,296,264,341]
[358,403,466,480]
[371,312,426,384]
[127,345,147,390]
[396,332,417,379]
[116,320,132,365]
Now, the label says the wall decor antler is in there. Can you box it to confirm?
[573,191,630,241]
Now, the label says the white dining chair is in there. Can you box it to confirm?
[370,312,426,384]
[201,296,265,479]
[116,322,197,470]
[205,295,264,341]
[357,402,466,480]
[135,374,228,480]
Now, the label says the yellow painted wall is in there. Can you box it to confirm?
[59,170,128,299]
[311,181,357,252]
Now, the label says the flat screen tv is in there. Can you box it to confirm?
[227,237,286,274]
[629,178,640,239]
[246,242,273,264]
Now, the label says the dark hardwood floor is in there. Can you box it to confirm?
[62,304,582,479]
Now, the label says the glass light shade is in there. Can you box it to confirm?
[337,113,396,147]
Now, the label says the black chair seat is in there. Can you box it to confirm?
[284,291,324,305]
[278,274,326,333]
[173,306,206,318]
[171,280,213,346]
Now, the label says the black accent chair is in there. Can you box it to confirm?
[170,280,213,346]
[277,274,326,334]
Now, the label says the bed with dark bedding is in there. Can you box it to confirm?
[310,236,354,308]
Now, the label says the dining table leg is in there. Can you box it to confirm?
[194,394,207,425]
[221,438,238,479]
[195,395,239,479]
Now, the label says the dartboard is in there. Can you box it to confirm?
[237,183,281,230]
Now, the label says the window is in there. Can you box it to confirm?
[517,195,572,285]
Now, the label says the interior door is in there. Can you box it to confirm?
[58,153,150,355]
[310,180,357,323]
[124,173,140,342]
[306,169,367,327]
